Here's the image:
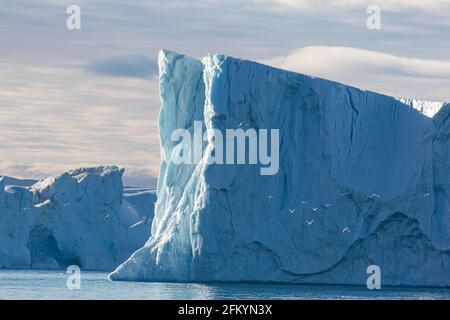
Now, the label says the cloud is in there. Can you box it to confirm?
[263,46,450,102]
[87,55,158,79]
[0,63,162,188]
[251,0,450,27]
[258,0,450,12]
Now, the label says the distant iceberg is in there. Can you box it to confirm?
[0,167,154,271]
[109,50,449,286]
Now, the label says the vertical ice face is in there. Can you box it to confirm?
[110,50,450,286]
[110,50,207,281]
[430,105,450,246]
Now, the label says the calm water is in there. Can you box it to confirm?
[1,270,450,300]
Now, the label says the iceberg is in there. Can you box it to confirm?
[119,187,156,263]
[110,50,450,287]
[0,166,148,270]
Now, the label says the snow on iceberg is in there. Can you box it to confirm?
[110,50,450,286]
[0,166,132,270]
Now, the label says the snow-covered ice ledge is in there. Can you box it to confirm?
[110,50,450,286]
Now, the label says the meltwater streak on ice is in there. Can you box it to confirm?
[109,50,450,286]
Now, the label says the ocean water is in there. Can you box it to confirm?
[1,270,450,300]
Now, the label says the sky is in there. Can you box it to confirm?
[0,0,449,187]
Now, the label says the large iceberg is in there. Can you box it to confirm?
[0,166,152,271]
[110,50,450,287]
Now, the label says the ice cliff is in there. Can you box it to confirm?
[110,50,450,287]
[0,166,152,271]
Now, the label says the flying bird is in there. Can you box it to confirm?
[265,195,273,200]
[342,227,351,233]
[369,193,380,199]
[322,203,332,208]
[424,192,431,197]
[238,121,249,128]
[311,207,319,213]
[301,201,308,205]
[288,208,296,214]
[306,219,314,226]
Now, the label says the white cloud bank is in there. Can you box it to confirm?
[264,46,450,102]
